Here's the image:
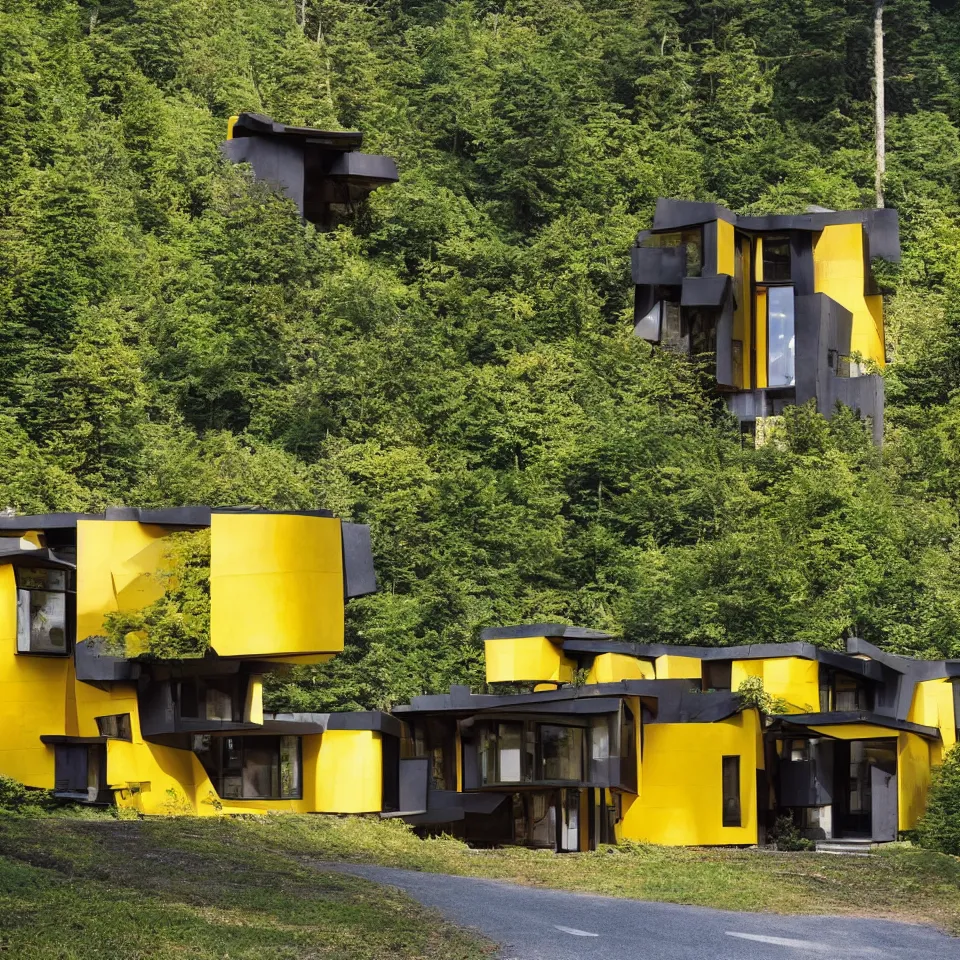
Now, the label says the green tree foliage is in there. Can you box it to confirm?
[100,530,211,659]
[1,0,960,709]
[918,746,960,856]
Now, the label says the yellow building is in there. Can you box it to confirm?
[392,626,958,850]
[0,507,398,817]
[1,510,956,848]
[632,199,899,444]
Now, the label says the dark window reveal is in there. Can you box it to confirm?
[15,566,74,656]
[96,714,132,741]
[762,237,791,282]
[193,735,301,800]
[538,724,584,782]
[702,661,732,692]
[722,755,741,827]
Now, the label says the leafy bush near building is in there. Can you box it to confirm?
[917,746,960,856]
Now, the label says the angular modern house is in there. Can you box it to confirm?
[221,112,399,227]
[632,200,900,443]
[0,507,403,816]
[396,625,959,850]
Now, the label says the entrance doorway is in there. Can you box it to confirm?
[832,739,897,841]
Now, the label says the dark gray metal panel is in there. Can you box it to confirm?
[631,246,686,286]
[220,136,306,212]
[396,757,430,815]
[341,522,377,599]
[701,219,718,277]
[137,506,213,526]
[791,232,815,297]
[652,199,736,231]
[779,760,820,806]
[793,294,824,409]
[680,275,731,307]
[74,638,139,684]
[327,151,399,186]
[871,766,898,841]
[715,297,735,388]
[461,738,479,790]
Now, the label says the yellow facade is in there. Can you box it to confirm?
[314,729,383,813]
[716,218,736,277]
[813,224,885,368]
[653,654,702,680]
[210,513,345,658]
[586,653,655,684]
[731,657,819,712]
[484,636,575,684]
[618,710,760,846]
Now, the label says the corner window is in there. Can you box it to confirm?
[15,566,73,655]
[762,237,791,282]
[722,755,741,827]
[96,714,132,741]
[193,735,301,800]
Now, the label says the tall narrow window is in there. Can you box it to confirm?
[767,286,795,387]
[498,723,523,782]
[722,756,741,827]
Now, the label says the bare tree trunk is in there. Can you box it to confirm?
[874,0,885,208]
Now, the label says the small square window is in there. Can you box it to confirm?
[96,714,132,741]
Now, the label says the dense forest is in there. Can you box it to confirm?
[2,0,960,710]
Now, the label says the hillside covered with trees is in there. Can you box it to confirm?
[2,0,960,709]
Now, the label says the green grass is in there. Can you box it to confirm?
[122,814,960,936]
[2,812,959,957]
[0,815,492,959]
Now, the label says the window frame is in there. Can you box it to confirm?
[721,755,742,828]
[14,563,75,658]
[193,734,303,801]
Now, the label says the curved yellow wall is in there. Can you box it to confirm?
[586,653,655,685]
[314,729,383,813]
[484,636,575,685]
[210,514,345,658]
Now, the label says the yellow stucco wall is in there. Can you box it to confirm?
[654,654,702,680]
[586,653,655,685]
[755,286,768,389]
[484,636,575,684]
[618,710,760,846]
[813,223,885,368]
[908,679,956,751]
[210,513,345,658]
[731,658,819,712]
[0,566,69,787]
[898,732,935,831]
[314,729,383,813]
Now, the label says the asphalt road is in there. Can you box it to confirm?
[328,863,960,960]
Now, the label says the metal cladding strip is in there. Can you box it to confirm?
[479,623,615,641]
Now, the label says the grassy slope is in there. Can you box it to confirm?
[0,815,491,960]
[2,814,959,957]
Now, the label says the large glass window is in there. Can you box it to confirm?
[177,677,242,722]
[15,566,72,655]
[539,725,584,782]
[722,755,741,827]
[193,735,301,800]
[767,286,796,387]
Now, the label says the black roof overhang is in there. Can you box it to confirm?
[768,711,940,741]
[231,112,364,150]
[480,623,615,642]
[0,506,335,534]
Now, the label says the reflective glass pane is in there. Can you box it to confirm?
[635,301,662,341]
[498,723,523,783]
[280,736,301,798]
[767,286,795,387]
[17,589,67,653]
[539,725,583,781]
